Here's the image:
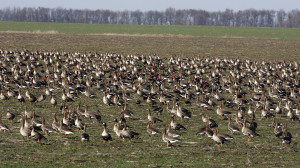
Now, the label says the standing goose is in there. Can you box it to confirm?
[228,116,240,134]
[0,114,9,132]
[81,125,89,142]
[75,115,85,131]
[59,121,74,137]
[37,93,46,104]
[113,119,122,139]
[76,101,85,116]
[281,123,292,145]
[84,105,101,121]
[0,90,8,100]
[102,122,112,144]
[6,111,15,124]
[147,109,162,125]
[247,105,255,119]
[147,122,161,136]
[103,92,113,107]
[50,95,57,108]
[121,103,134,119]
[170,116,186,130]
[212,128,230,149]
[176,103,191,121]
[31,127,46,143]
[167,124,181,138]
[41,117,56,137]
[216,105,231,119]
[17,90,25,104]
[273,122,283,138]
[242,119,260,141]
[52,113,60,131]
[120,124,139,143]
[162,128,180,147]
[31,112,42,127]
[20,118,31,141]
[24,106,38,119]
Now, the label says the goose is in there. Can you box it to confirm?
[147,109,162,125]
[37,93,46,103]
[228,116,240,134]
[84,105,101,121]
[274,122,283,138]
[170,116,186,130]
[216,105,231,119]
[28,93,37,105]
[195,125,208,137]
[17,90,25,104]
[75,115,85,131]
[31,127,46,143]
[121,104,134,119]
[7,89,16,98]
[212,128,229,148]
[162,128,180,147]
[31,112,42,127]
[20,118,31,141]
[24,106,37,119]
[102,122,112,144]
[287,109,298,121]
[103,92,113,107]
[0,90,8,100]
[152,107,163,116]
[120,124,139,143]
[59,121,74,137]
[76,101,85,116]
[41,117,56,136]
[6,111,15,124]
[113,119,122,139]
[261,109,274,120]
[275,102,282,118]
[242,120,259,141]
[147,122,161,136]
[50,95,57,108]
[167,124,181,138]
[81,125,89,142]
[52,113,60,131]
[0,114,9,132]
[176,103,191,121]
[281,124,292,145]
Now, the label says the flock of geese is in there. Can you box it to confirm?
[0,49,299,149]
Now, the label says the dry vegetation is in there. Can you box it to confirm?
[0,32,300,61]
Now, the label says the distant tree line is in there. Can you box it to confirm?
[0,7,300,27]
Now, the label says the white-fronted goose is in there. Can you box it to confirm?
[212,128,229,148]
[41,117,56,136]
[228,116,240,134]
[6,111,15,124]
[20,118,31,141]
[31,126,46,143]
[50,95,57,108]
[162,128,180,147]
[170,116,186,130]
[120,124,139,143]
[147,122,161,136]
[0,114,9,132]
[81,125,89,142]
[147,109,162,125]
[59,121,74,137]
[242,120,259,141]
[102,122,112,144]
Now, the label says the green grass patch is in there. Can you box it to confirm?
[1,21,300,40]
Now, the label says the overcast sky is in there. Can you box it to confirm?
[1,0,299,11]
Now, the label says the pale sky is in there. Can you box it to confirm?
[0,0,299,11]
